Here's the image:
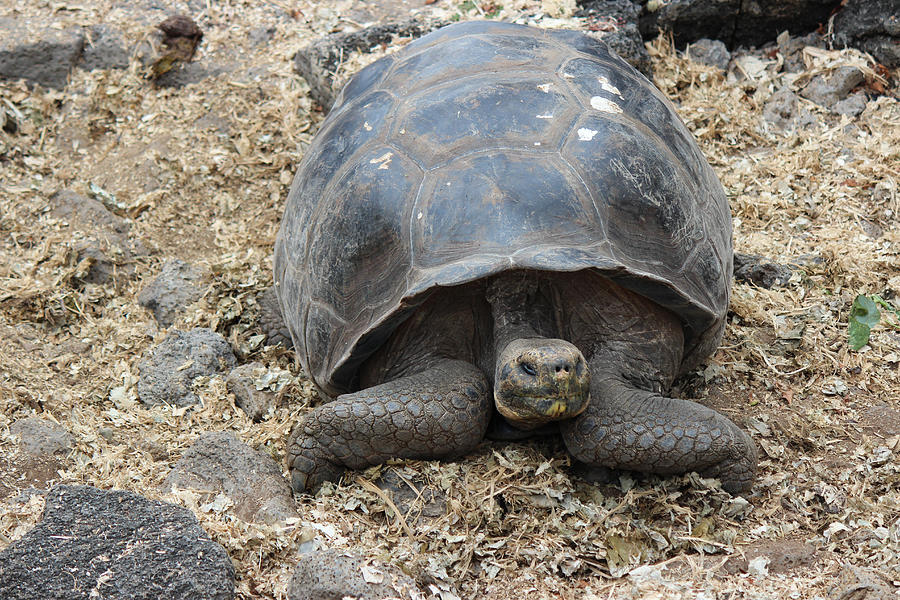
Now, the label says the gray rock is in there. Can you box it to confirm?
[376,469,447,522]
[833,0,900,68]
[733,252,794,288]
[287,550,423,600]
[800,66,866,108]
[10,417,74,457]
[0,485,235,600]
[249,26,276,47]
[164,432,297,523]
[138,328,237,407]
[574,0,651,75]
[832,92,868,117]
[138,259,207,328]
[686,38,730,70]
[0,18,84,88]
[294,19,442,112]
[50,190,147,286]
[163,431,297,523]
[226,362,283,421]
[762,88,800,130]
[82,24,130,71]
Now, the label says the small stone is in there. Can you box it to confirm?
[762,89,799,131]
[138,259,207,328]
[10,417,74,457]
[800,66,866,108]
[869,446,892,467]
[376,468,447,522]
[733,252,794,288]
[164,432,297,523]
[249,26,276,47]
[226,362,286,421]
[686,38,730,70]
[832,92,867,117]
[287,550,423,600]
[137,328,237,407]
[0,485,235,600]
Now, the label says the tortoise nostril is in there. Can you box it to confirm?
[554,361,573,375]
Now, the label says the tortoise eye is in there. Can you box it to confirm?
[520,362,537,376]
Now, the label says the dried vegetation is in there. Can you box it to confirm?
[1,1,898,598]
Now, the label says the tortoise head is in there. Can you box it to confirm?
[494,338,590,428]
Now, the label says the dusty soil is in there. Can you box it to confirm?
[1,1,899,599]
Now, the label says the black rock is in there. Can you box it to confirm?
[638,0,739,47]
[833,0,900,68]
[0,19,84,88]
[0,485,235,600]
[637,0,840,49]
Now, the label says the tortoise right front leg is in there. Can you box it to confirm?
[287,359,491,493]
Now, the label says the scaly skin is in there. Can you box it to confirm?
[560,365,757,494]
[287,359,491,493]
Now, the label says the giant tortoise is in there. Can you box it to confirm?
[270,21,757,494]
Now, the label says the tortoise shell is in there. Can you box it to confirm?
[274,21,732,397]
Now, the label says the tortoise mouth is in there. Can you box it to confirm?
[495,391,590,428]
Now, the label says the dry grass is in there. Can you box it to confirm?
[1,1,899,598]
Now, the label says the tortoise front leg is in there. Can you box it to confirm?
[287,359,491,493]
[560,362,757,494]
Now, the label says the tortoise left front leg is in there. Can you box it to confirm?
[287,359,491,493]
[561,361,757,494]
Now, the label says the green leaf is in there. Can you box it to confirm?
[848,295,881,350]
[850,295,880,326]
[848,319,871,351]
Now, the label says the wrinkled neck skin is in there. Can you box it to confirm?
[486,272,591,429]
[486,272,547,356]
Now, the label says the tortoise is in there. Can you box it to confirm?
[270,20,757,495]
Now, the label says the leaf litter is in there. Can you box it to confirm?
[1,0,899,598]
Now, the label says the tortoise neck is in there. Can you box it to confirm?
[486,272,544,357]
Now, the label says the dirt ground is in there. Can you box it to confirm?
[1,1,899,599]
